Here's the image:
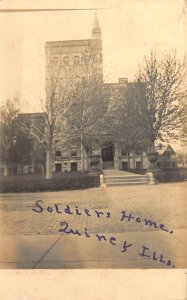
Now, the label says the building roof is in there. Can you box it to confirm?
[157,144,176,155]
[104,82,127,89]
[18,112,45,122]
[46,40,92,48]
[18,112,45,117]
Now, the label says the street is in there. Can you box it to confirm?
[0,183,186,269]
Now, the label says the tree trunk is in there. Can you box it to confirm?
[141,153,143,169]
[80,132,84,173]
[127,153,130,169]
[151,139,155,151]
[32,159,34,174]
[46,148,52,179]
[133,149,136,169]
[4,161,8,177]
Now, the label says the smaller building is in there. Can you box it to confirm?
[156,144,177,168]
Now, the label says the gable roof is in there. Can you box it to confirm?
[157,144,176,155]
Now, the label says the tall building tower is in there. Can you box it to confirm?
[45,14,103,94]
[91,13,103,80]
[45,15,104,173]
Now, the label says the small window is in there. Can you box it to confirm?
[55,163,62,172]
[136,161,141,169]
[55,151,62,157]
[85,55,90,64]
[63,56,69,65]
[71,162,77,172]
[88,147,92,155]
[74,56,80,65]
[121,149,127,156]
[53,57,59,66]
[55,140,60,149]
[70,144,77,157]
[136,150,143,155]
[70,148,77,157]
[122,162,128,170]
[55,140,61,156]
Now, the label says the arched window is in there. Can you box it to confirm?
[85,55,90,64]
[74,56,80,65]
[63,56,69,65]
[53,57,59,66]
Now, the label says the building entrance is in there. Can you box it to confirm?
[102,142,114,161]
[101,142,114,169]
[71,162,77,172]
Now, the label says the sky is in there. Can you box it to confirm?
[0,0,186,114]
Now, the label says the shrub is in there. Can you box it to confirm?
[151,168,185,183]
[0,174,100,193]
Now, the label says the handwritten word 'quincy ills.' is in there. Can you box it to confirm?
[32,200,174,234]
[59,221,175,268]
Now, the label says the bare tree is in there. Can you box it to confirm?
[103,81,150,170]
[106,82,149,150]
[19,41,103,178]
[135,50,186,150]
[0,98,19,176]
[65,77,108,173]
[19,73,75,178]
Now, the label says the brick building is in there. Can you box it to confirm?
[44,14,152,173]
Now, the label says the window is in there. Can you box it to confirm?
[53,57,59,66]
[55,163,62,172]
[71,149,77,156]
[74,56,80,65]
[122,162,128,170]
[71,162,77,172]
[85,55,90,64]
[136,161,141,169]
[121,149,128,156]
[55,140,61,157]
[88,147,92,155]
[70,147,77,157]
[55,150,62,157]
[63,56,69,65]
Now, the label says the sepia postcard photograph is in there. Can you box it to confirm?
[0,0,187,280]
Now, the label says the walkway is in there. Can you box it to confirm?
[0,182,186,268]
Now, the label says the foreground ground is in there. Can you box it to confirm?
[0,182,186,269]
